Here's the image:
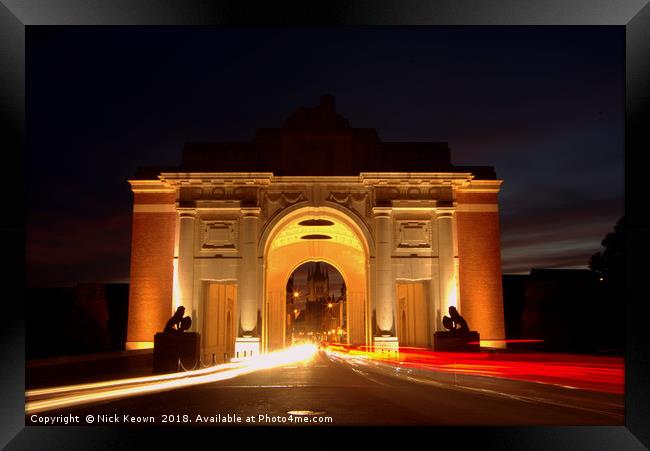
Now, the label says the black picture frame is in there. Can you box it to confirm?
[2,1,648,449]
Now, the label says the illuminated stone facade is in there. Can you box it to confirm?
[126,96,505,357]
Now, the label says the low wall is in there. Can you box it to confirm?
[26,349,153,389]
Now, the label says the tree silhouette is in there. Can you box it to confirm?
[589,216,625,285]
[588,216,625,352]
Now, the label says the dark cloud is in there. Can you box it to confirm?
[26,209,132,286]
[500,195,622,273]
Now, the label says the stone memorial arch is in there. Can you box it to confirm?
[126,95,505,360]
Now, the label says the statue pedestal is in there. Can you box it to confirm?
[433,331,480,352]
[373,336,399,357]
[153,332,200,374]
[232,337,260,361]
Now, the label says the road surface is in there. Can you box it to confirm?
[26,350,624,426]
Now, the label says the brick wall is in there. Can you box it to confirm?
[456,191,505,340]
[127,192,176,343]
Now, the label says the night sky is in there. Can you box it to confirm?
[26,27,624,287]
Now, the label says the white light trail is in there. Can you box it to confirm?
[26,362,243,398]
[26,344,317,415]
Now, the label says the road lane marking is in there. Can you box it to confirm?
[349,368,391,387]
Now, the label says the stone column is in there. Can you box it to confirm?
[177,209,197,322]
[372,207,398,353]
[437,211,458,321]
[236,207,260,358]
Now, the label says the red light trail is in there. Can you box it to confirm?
[322,343,624,394]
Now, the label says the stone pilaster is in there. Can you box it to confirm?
[436,210,458,321]
[373,207,395,336]
[177,209,197,321]
[236,207,261,358]
[238,207,260,335]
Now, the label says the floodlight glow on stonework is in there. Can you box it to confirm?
[172,259,181,310]
[269,218,363,252]
[447,275,458,309]
[126,100,507,355]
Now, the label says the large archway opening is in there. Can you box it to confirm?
[262,206,371,351]
[286,261,347,345]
